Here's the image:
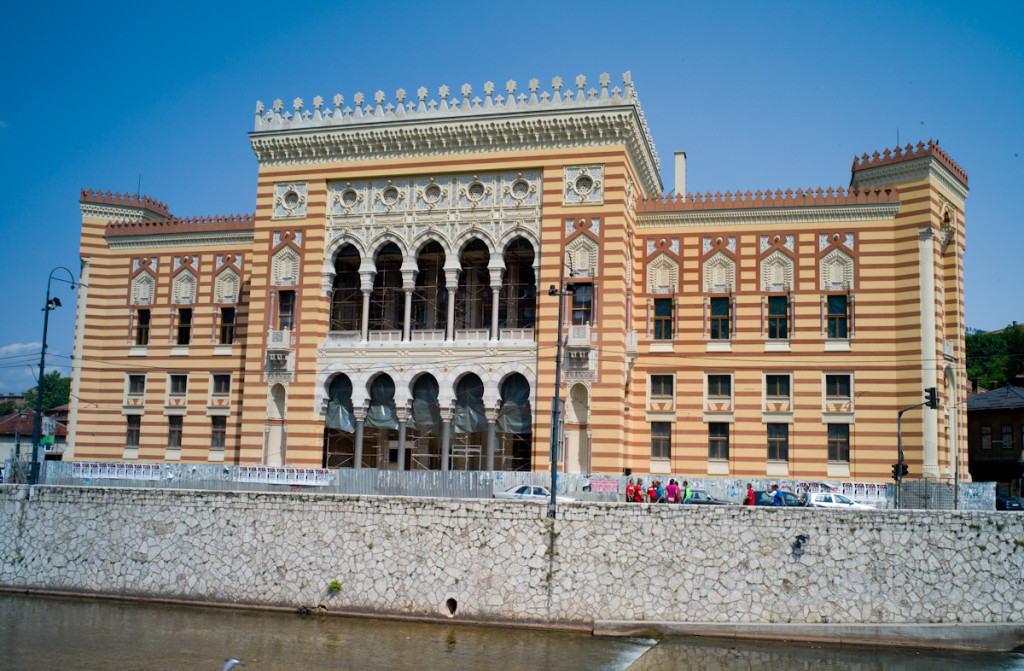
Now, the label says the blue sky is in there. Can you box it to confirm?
[0,0,1021,394]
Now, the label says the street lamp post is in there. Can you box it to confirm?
[30,267,76,485]
[547,258,575,519]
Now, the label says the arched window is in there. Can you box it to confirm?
[456,240,491,331]
[500,238,536,330]
[369,243,403,332]
[412,242,447,332]
[497,373,532,471]
[330,245,361,331]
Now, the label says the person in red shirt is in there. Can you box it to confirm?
[634,479,645,502]
[625,478,635,503]
[647,481,658,503]
[743,482,755,506]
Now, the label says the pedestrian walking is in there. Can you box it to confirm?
[682,480,693,503]
[743,482,755,506]
[634,479,645,503]
[626,478,635,503]
[647,480,658,503]
[771,483,786,506]
[655,480,667,503]
[666,479,681,503]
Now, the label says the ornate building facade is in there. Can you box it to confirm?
[68,72,969,482]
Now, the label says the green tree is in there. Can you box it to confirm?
[0,398,17,416]
[966,324,1024,388]
[21,371,71,411]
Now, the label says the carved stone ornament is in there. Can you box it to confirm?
[131,272,156,306]
[272,246,300,286]
[563,165,604,206]
[273,182,308,219]
[819,248,854,291]
[760,250,794,292]
[703,252,735,293]
[171,270,197,305]
[647,254,679,294]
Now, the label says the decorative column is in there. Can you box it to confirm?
[440,408,453,471]
[444,265,460,342]
[919,227,940,478]
[488,262,504,341]
[396,410,408,471]
[359,268,375,342]
[403,289,413,341]
[353,409,366,469]
[485,407,498,471]
[402,261,417,342]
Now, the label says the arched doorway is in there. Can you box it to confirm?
[364,374,399,468]
[456,239,491,336]
[497,373,532,471]
[407,374,442,469]
[323,375,356,468]
[330,245,361,332]
[452,374,487,470]
[370,243,403,335]
[500,238,536,336]
[412,241,447,337]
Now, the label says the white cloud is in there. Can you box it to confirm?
[0,342,41,357]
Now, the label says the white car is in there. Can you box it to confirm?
[492,484,578,503]
[804,492,876,511]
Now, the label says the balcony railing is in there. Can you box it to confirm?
[455,328,490,341]
[566,323,591,346]
[368,330,402,342]
[267,329,292,349]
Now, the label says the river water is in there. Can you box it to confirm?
[2,593,1022,671]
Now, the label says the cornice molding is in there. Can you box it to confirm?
[105,230,255,250]
[81,203,167,222]
[636,203,900,229]
[851,156,968,205]
[249,107,662,195]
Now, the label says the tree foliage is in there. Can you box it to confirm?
[966,324,1024,389]
[20,371,71,411]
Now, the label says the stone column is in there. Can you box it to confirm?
[403,289,413,342]
[360,289,371,342]
[353,410,366,469]
[919,227,940,478]
[440,408,453,471]
[396,410,408,471]
[444,266,459,343]
[485,408,498,471]
[488,262,504,342]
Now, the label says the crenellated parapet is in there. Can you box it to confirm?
[104,214,254,236]
[637,185,900,212]
[80,188,172,222]
[250,72,662,194]
[851,140,967,187]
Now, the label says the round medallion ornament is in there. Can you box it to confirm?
[382,186,400,206]
[573,174,594,196]
[511,179,530,199]
[467,181,485,201]
[341,189,358,207]
[284,190,300,209]
[424,184,442,203]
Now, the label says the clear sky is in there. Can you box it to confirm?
[0,0,1021,395]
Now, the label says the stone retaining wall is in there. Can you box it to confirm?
[1,485,1021,625]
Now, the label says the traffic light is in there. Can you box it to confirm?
[925,387,938,409]
[900,463,909,477]
[892,463,901,481]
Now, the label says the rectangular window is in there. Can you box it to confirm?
[767,296,788,339]
[827,295,848,339]
[767,423,789,461]
[168,416,183,448]
[765,374,790,399]
[219,307,236,345]
[571,284,593,326]
[828,423,850,462]
[128,374,145,396]
[212,374,231,396]
[170,374,187,396]
[707,374,731,398]
[176,308,192,345]
[709,422,729,460]
[651,422,671,459]
[1001,425,1014,450]
[710,297,730,339]
[126,415,141,448]
[135,309,151,346]
[278,290,296,331]
[650,374,673,398]
[981,425,992,449]
[825,374,851,399]
[211,416,226,450]
[653,298,672,340]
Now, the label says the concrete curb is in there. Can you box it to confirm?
[593,621,1024,652]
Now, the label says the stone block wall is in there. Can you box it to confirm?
[1,485,1021,625]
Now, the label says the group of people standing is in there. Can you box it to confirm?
[625,478,693,503]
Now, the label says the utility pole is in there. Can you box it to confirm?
[895,386,938,509]
[547,255,575,519]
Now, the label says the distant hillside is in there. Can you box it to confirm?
[966,323,1024,388]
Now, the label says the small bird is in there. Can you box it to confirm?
[222,660,245,671]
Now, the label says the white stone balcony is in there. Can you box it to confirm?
[499,328,534,342]
[456,328,490,341]
[943,338,955,360]
[368,330,402,343]
[267,329,292,350]
[411,329,446,342]
[566,323,591,347]
[626,329,638,353]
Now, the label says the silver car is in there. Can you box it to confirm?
[492,484,578,503]
[804,492,876,511]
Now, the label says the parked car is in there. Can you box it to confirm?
[492,484,578,503]
[996,495,1022,511]
[804,492,876,511]
[684,490,733,505]
[753,490,803,507]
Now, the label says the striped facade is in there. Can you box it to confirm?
[67,73,968,483]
